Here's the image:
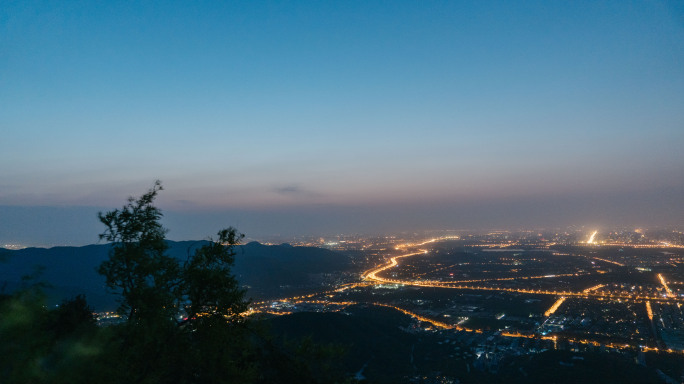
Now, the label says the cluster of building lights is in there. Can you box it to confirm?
[246,234,684,355]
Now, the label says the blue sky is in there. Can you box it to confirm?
[2,1,684,245]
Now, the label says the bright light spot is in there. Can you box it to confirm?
[587,230,598,244]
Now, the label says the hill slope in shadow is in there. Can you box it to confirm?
[0,241,351,310]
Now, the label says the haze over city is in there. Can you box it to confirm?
[2,1,684,246]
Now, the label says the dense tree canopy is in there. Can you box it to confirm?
[98,181,180,322]
[95,181,256,382]
[182,227,248,326]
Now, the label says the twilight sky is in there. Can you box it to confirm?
[2,1,684,246]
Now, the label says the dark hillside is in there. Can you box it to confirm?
[234,242,351,298]
[0,241,351,310]
[266,305,420,383]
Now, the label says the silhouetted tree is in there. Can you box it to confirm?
[0,288,107,384]
[0,285,50,382]
[183,227,248,326]
[1,182,352,383]
[48,294,96,338]
[97,180,181,322]
[94,182,257,382]
[93,181,352,383]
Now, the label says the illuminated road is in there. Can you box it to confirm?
[587,230,598,244]
[361,245,684,304]
[250,298,683,355]
[362,251,426,281]
[583,284,605,293]
[658,273,675,298]
[249,236,684,355]
[591,257,625,267]
[646,301,653,320]
[544,297,566,317]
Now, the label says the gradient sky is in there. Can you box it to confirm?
[2,1,684,246]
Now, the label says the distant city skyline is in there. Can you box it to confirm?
[2,1,683,246]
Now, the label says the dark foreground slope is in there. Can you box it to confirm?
[0,241,350,310]
[266,305,669,384]
[266,305,423,383]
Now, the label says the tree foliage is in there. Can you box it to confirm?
[97,180,180,322]
[0,289,102,384]
[1,182,351,383]
[183,227,248,326]
[94,182,253,381]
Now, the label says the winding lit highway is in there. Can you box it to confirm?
[361,245,684,304]
[249,237,684,355]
